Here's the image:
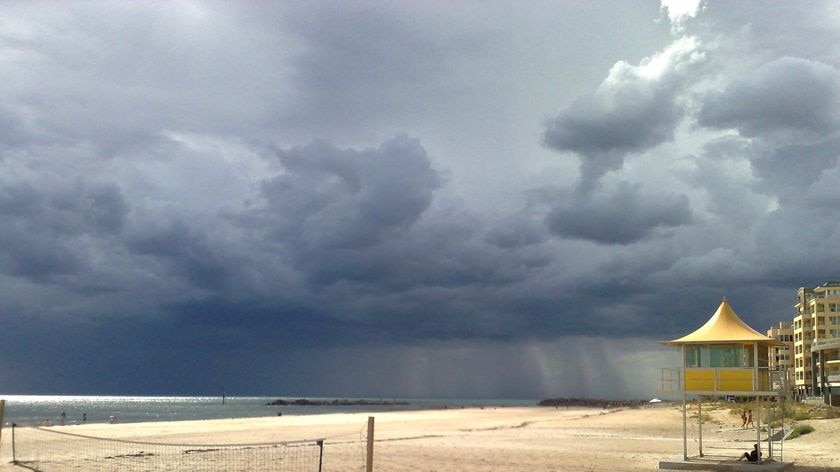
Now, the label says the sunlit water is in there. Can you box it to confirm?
[0,395,535,426]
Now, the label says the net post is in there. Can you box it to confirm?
[317,439,324,472]
[366,416,374,472]
[11,423,16,464]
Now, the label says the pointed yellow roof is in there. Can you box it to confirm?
[662,299,781,345]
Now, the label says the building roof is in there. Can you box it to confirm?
[662,299,784,345]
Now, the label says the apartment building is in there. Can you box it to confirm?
[767,321,794,394]
[793,287,814,397]
[792,282,840,404]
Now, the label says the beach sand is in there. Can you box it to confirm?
[1,405,839,471]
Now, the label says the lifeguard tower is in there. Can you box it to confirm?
[659,298,792,470]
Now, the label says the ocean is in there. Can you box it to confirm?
[0,395,536,426]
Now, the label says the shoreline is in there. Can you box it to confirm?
[0,395,539,426]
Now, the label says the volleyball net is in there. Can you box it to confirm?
[7,424,325,472]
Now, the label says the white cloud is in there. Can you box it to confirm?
[660,0,703,33]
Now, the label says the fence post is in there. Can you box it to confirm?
[11,423,16,464]
[316,439,324,472]
[366,416,374,472]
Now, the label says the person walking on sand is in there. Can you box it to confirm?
[740,410,747,428]
[746,409,754,428]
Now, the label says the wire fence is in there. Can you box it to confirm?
[8,423,325,472]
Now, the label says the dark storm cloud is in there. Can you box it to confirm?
[545,183,693,245]
[3,0,840,400]
[750,136,840,202]
[276,3,483,139]
[0,180,127,283]
[544,37,703,188]
[699,57,840,137]
[126,219,240,291]
[267,136,440,249]
[544,85,681,184]
[693,56,840,204]
[484,215,547,249]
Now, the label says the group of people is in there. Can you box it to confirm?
[739,409,754,428]
[47,411,88,426]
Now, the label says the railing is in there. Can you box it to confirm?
[811,338,840,351]
[658,367,785,394]
[659,368,682,394]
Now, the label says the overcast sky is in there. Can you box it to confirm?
[2,0,840,399]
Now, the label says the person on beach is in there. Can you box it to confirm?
[740,444,761,462]
[82,413,87,424]
[746,410,754,428]
[60,411,66,425]
[740,410,747,428]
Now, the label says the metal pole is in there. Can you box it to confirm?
[756,397,762,464]
[682,394,687,460]
[698,398,703,457]
[366,416,375,472]
[317,439,324,472]
[780,397,784,461]
[769,401,774,460]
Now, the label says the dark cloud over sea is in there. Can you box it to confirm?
[1,1,839,399]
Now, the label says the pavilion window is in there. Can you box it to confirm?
[708,345,751,367]
[685,346,701,367]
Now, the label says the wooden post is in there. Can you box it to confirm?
[366,416,375,472]
[0,400,5,446]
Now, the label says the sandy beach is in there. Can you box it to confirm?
[1,405,839,471]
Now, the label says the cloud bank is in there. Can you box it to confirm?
[1,0,839,398]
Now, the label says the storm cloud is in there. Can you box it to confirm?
[1,0,840,399]
[699,57,840,137]
[545,183,693,245]
[544,36,704,189]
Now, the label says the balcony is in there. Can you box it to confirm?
[812,338,840,351]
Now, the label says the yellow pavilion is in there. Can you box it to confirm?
[659,298,789,467]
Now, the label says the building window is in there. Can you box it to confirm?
[709,345,750,367]
[685,346,700,367]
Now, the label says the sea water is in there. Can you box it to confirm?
[0,395,535,426]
